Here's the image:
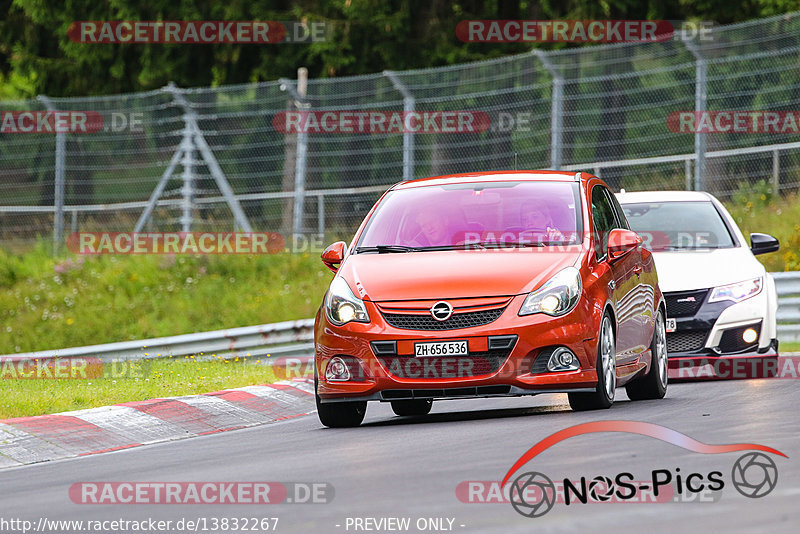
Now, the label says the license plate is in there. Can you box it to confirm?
[414,341,468,357]
[666,318,676,333]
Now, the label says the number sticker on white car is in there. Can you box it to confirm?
[666,318,676,333]
[414,341,468,357]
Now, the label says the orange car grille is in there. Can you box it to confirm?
[380,307,505,330]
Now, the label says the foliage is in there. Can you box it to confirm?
[3,0,800,98]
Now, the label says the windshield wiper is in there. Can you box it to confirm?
[472,241,546,248]
[355,245,422,254]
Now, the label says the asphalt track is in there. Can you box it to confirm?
[0,379,798,534]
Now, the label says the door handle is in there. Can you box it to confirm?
[633,264,643,276]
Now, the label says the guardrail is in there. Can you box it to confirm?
[0,272,797,362]
[775,272,800,342]
[0,319,314,363]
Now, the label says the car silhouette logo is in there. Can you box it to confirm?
[430,301,454,321]
[677,296,696,303]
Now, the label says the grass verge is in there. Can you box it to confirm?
[781,341,800,353]
[0,245,331,354]
[0,357,278,419]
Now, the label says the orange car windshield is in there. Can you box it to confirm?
[356,181,583,251]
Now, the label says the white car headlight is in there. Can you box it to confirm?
[708,277,762,303]
[519,267,582,317]
[325,277,370,325]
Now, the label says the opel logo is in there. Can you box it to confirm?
[430,301,454,321]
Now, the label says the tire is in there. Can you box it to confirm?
[569,314,616,411]
[391,399,433,417]
[625,309,668,400]
[315,376,367,428]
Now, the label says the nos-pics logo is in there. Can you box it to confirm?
[502,421,784,518]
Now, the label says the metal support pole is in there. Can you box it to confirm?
[38,95,65,253]
[534,50,564,170]
[179,127,196,232]
[684,39,707,191]
[685,159,693,191]
[280,70,309,237]
[772,149,780,196]
[317,195,325,237]
[134,143,183,233]
[167,82,253,232]
[384,70,416,181]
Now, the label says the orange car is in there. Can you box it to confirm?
[314,171,667,427]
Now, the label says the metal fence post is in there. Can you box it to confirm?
[685,159,693,190]
[280,69,309,237]
[38,95,64,253]
[317,195,325,237]
[179,124,196,232]
[384,71,415,181]
[772,149,780,196]
[534,50,563,170]
[684,39,707,192]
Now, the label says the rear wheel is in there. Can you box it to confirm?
[391,399,433,417]
[626,309,668,400]
[315,377,366,427]
[569,314,616,411]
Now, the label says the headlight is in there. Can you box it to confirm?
[519,267,582,317]
[325,277,370,325]
[708,277,762,303]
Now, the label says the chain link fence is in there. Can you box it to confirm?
[2,13,800,251]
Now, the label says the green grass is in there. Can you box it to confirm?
[0,358,279,419]
[726,190,800,272]
[781,342,800,353]
[0,244,332,354]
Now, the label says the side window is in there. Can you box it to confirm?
[591,186,616,261]
[607,190,630,230]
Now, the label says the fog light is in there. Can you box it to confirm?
[325,357,351,381]
[742,328,758,344]
[547,347,579,372]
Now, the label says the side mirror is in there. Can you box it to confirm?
[750,233,780,256]
[608,229,643,261]
[321,241,347,272]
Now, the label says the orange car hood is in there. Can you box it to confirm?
[339,249,583,301]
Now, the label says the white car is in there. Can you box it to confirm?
[616,191,779,376]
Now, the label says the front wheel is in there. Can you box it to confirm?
[391,399,433,417]
[569,314,616,411]
[315,377,366,427]
[626,309,668,400]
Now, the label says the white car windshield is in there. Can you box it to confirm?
[621,201,736,250]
